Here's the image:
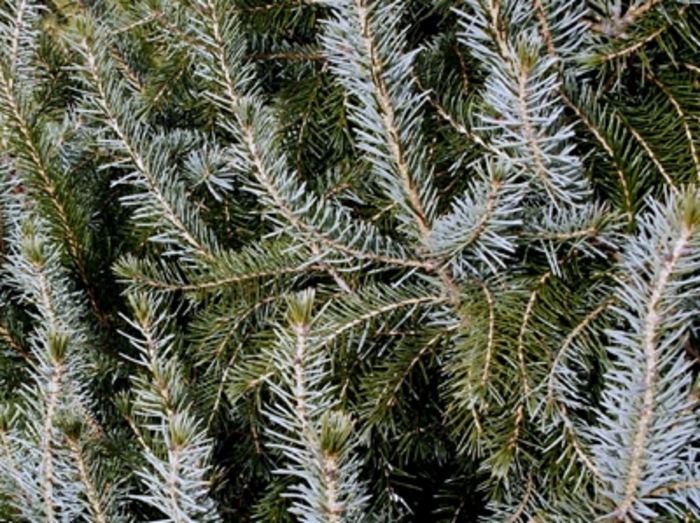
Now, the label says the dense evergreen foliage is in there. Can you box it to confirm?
[1,0,699,521]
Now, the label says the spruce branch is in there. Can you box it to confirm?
[68,18,219,263]
[545,297,615,411]
[186,291,285,429]
[322,0,437,240]
[428,161,524,278]
[193,0,249,106]
[115,239,312,297]
[63,430,118,523]
[645,72,700,182]
[0,0,106,322]
[516,273,552,400]
[317,285,449,356]
[361,320,460,432]
[558,85,636,223]
[265,289,370,522]
[615,110,677,191]
[457,2,590,207]
[0,204,119,522]
[590,189,700,521]
[322,0,465,299]
[230,99,429,271]
[119,292,220,522]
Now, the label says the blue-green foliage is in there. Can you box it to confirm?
[0,0,699,521]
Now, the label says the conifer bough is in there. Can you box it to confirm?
[0,0,699,521]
